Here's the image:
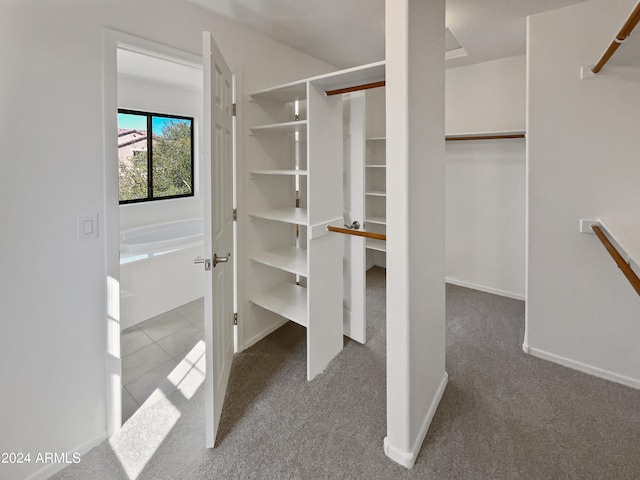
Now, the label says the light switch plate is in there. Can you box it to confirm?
[78,214,99,241]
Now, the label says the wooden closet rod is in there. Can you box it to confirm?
[327,226,387,241]
[445,134,525,142]
[592,2,640,74]
[591,225,640,296]
[326,81,386,96]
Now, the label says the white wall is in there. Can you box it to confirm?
[0,1,335,479]
[445,55,526,299]
[446,139,526,298]
[445,55,526,134]
[118,73,204,230]
[385,0,447,468]
[527,0,640,387]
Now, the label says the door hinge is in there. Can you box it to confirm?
[233,208,237,221]
[232,103,237,116]
[233,313,238,325]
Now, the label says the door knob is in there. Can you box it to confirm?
[194,256,211,271]
[213,253,230,267]
[344,221,360,230]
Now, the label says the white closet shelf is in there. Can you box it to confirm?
[251,246,308,276]
[366,190,386,197]
[309,61,385,93]
[365,164,386,168]
[250,283,308,327]
[366,239,387,252]
[250,120,307,134]
[366,136,386,141]
[250,208,308,225]
[445,130,525,141]
[250,81,307,104]
[250,169,308,176]
[366,215,386,225]
[250,61,385,103]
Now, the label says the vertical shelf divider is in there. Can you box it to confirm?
[306,81,345,380]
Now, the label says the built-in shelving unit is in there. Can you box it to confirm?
[364,89,387,262]
[244,62,384,380]
[246,79,314,355]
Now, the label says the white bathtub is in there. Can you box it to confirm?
[120,218,204,330]
[120,218,204,257]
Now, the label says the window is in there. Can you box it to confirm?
[117,109,194,203]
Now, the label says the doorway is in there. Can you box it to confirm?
[117,48,205,422]
[103,30,205,433]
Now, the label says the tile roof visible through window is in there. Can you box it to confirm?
[118,129,148,161]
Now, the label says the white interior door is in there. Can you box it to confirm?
[202,31,234,448]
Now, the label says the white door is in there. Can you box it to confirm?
[202,31,234,448]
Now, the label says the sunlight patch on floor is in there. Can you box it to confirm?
[168,340,206,400]
[110,401,181,480]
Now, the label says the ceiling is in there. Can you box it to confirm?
[185,0,591,69]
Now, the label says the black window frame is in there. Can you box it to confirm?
[118,108,195,204]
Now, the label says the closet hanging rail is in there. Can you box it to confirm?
[325,81,386,96]
[445,133,525,142]
[592,1,640,74]
[591,225,640,296]
[327,226,387,241]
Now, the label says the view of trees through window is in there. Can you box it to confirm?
[118,110,194,203]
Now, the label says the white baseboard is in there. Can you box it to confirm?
[445,277,525,301]
[527,347,640,390]
[25,431,108,480]
[239,318,288,352]
[384,372,449,469]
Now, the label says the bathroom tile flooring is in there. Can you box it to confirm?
[121,297,204,423]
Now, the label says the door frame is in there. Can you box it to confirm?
[102,29,203,435]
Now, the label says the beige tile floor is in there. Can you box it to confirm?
[121,297,204,423]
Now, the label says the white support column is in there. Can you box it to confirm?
[384,0,447,469]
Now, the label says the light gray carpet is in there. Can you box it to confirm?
[53,267,640,479]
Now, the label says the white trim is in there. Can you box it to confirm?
[105,29,201,68]
[24,431,108,480]
[102,27,122,438]
[527,347,640,390]
[445,277,525,301]
[383,372,448,469]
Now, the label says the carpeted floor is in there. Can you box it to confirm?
[53,267,640,479]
